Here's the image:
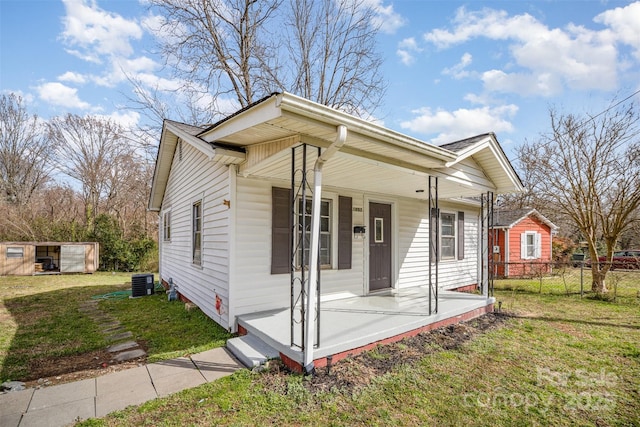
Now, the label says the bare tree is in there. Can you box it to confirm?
[146,0,282,112]
[142,0,385,123]
[0,94,54,205]
[517,101,640,294]
[285,0,385,115]
[47,115,135,231]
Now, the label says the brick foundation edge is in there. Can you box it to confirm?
[292,303,495,372]
[280,352,304,373]
[451,283,479,293]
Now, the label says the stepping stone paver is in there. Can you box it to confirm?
[107,331,133,342]
[107,341,139,353]
[112,348,146,362]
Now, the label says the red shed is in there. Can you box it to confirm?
[492,209,557,277]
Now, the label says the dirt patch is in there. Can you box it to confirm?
[23,342,149,388]
[261,312,510,395]
[20,313,508,393]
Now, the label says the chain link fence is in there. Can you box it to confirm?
[492,261,640,301]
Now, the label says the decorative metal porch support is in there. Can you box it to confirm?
[480,191,495,297]
[290,126,347,373]
[428,175,439,315]
[290,144,321,351]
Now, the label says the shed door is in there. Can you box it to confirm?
[369,202,392,291]
[60,245,85,273]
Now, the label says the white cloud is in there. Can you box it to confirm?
[594,1,640,59]
[58,71,87,84]
[95,110,140,129]
[422,5,627,96]
[400,104,518,144]
[365,0,406,34]
[36,82,91,110]
[397,50,415,66]
[442,53,473,79]
[91,56,159,87]
[481,69,563,97]
[396,37,422,66]
[60,0,143,62]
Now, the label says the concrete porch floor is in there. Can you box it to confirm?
[236,287,495,370]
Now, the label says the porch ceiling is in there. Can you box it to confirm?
[240,145,495,200]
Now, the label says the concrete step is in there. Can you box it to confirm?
[226,335,280,368]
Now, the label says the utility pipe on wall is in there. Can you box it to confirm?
[303,124,347,373]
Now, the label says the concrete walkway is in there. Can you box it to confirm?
[0,348,242,427]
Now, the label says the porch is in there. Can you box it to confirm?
[233,287,494,372]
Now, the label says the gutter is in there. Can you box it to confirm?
[303,124,347,373]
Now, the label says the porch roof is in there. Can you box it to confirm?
[149,93,523,210]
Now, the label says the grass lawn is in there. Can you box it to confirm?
[0,273,231,383]
[79,278,639,426]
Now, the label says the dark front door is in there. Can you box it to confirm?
[369,202,392,291]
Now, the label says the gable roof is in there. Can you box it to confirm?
[148,120,246,210]
[149,92,524,211]
[439,133,493,153]
[493,208,558,230]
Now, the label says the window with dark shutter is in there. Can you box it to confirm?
[338,196,352,269]
[458,211,465,260]
[271,187,292,274]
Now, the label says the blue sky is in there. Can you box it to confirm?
[1,0,639,160]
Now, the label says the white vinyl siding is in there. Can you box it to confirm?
[521,231,541,259]
[160,140,231,329]
[397,199,479,289]
[396,199,478,290]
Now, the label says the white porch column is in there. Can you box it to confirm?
[304,125,347,373]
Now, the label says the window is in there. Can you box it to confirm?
[374,217,384,243]
[521,231,541,260]
[271,188,351,274]
[297,198,332,268]
[440,212,456,260]
[163,211,171,242]
[6,247,24,258]
[192,201,202,265]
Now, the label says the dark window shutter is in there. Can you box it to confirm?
[338,196,352,270]
[271,187,291,274]
[458,211,465,260]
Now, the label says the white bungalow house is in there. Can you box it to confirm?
[148,92,523,373]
